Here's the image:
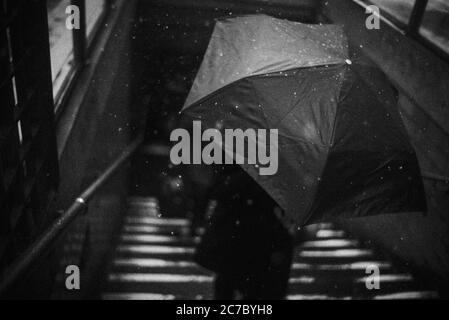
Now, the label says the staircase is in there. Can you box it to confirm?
[101,197,439,300]
[102,197,213,300]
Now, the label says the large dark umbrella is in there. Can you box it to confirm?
[182,14,426,228]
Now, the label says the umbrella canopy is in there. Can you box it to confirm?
[182,14,426,228]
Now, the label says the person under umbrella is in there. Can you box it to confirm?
[194,164,294,299]
[181,14,426,299]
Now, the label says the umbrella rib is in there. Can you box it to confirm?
[255,68,306,130]
[250,79,273,130]
[276,131,327,147]
[213,30,245,63]
[267,66,345,138]
[301,144,332,226]
[185,64,347,111]
[250,80,325,148]
[329,67,354,147]
[273,96,302,129]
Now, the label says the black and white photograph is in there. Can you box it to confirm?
[0,0,448,308]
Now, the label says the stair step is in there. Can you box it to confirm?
[287,273,423,296]
[108,273,214,283]
[287,290,439,300]
[119,234,199,246]
[127,196,159,205]
[300,239,359,249]
[291,261,392,271]
[115,245,195,260]
[111,265,211,275]
[117,244,194,254]
[103,292,176,300]
[122,224,190,236]
[287,294,353,300]
[111,258,211,275]
[294,248,374,264]
[105,273,214,297]
[126,197,161,217]
[372,291,439,300]
[125,216,190,226]
[315,229,346,239]
[103,292,212,300]
[289,261,394,277]
[298,248,374,258]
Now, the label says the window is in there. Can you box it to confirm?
[47,0,109,109]
[368,0,415,26]
[86,0,106,46]
[419,0,449,53]
[361,0,449,58]
[47,0,74,102]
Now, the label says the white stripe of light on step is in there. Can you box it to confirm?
[117,245,194,254]
[301,239,358,248]
[292,261,392,271]
[317,223,334,229]
[120,234,199,244]
[287,294,352,300]
[288,276,315,284]
[355,274,414,283]
[299,249,373,258]
[123,225,180,233]
[125,217,190,226]
[113,258,197,268]
[128,208,160,216]
[108,273,213,283]
[373,291,439,300]
[102,293,175,300]
[315,230,345,238]
[127,196,158,205]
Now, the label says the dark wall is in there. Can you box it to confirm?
[323,0,449,292]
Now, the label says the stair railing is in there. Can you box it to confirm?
[0,135,143,296]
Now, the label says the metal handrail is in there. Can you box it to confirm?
[0,135,143,296]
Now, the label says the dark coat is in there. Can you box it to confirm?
[194,165,293,277]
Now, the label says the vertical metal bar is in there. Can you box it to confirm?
[71,0,86,64]
[407,0,428,35]
[39,0,59,188]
